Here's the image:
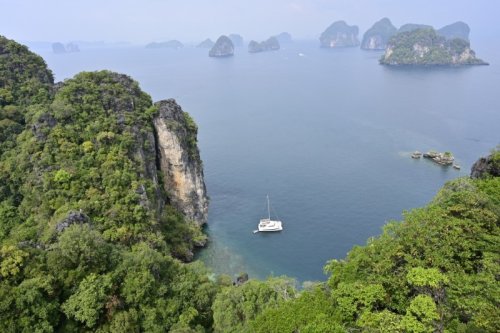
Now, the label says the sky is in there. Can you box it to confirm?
[0,0,498,44]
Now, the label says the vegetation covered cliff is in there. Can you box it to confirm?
[209,35,234,57]
[361,18,397,50]
[380,28,488,66]
[0,35,212,332]
[320,20,360,48]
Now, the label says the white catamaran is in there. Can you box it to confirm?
[257,195,283,232]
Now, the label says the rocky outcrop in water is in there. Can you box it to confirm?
[471,153,500,179]
[248,37,280,53]
[380,28,488,66]
[320,20,360,48]
[52,42,80,54]
[153,99,208,225]
[361,18,397,50]
[438,21,470,41]
[146,40,183,49]
[197,38,215,48]
[209,35,234,57]
[229,34,244,47]
[275,32,292,44]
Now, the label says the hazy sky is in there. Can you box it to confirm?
[1,0,497,44]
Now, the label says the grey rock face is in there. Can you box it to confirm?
[56,211,90,233]
[209,35,234,57]
[320,20,360,48]
[471,154,500,179]
[153,99,209,225]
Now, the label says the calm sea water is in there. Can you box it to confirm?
[38,40,500,282]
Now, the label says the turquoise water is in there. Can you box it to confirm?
[40,40,500,282]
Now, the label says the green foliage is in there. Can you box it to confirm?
[380,28,485,65]
[212,277,296,333]
[62,273,113,327]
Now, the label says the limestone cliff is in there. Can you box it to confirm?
[380,28,488,66]
[361,18,397,50]
[320,20,360,48]
[154,99,208,225]
[209,35,234,57]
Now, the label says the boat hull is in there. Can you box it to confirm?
[258,219,283,232]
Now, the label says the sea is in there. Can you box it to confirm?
[36,39,500,283]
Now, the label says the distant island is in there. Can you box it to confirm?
[145,40,183,49]
[197,38,215,48]
[380,28,488,66]
[228,34,244,47]
[437,21,470,41]
[209,35,234,57]
[275,32,292,44]
[52,42,80,54]
[320,20,360,48]
[361,18,397,50]
[398,23,433,33]
[248,37,280,53]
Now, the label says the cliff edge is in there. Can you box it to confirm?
[154,99,209,225]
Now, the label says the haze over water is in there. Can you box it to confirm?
[39,39,499,282]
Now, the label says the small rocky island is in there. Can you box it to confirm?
[52,42,80,54]
[320,20,360,48]
[380,27,488,66]
[361,18,397,50]
[197,38,215,48]
[209,35,234,57]
[412,150,460,169]
[275,32,292,44]
[146,40,183,49]
[248,37,280,53]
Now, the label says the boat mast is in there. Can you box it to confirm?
[267,194,270,220]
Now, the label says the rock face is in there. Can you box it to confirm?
[55,211,90,233]
[438,21,470,41]
[197,38,215,48]
[380,28,488,66]
[228,34,244,47]
[153,99,208,225]
[146,40,184,49]
[275,32,292,44]
[361,18,397,50]
[248,37,280,53]
[209,35,234,57]
[320,20,360,48]
[471,154,500,179]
